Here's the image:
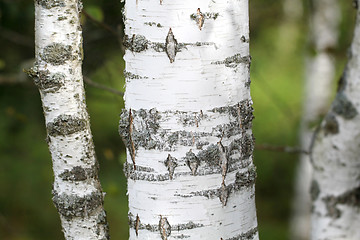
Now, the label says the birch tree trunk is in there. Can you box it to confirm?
[311,2,360,239]
[291,0,340,239]
[120,0,258,239]
[28,1,109,239]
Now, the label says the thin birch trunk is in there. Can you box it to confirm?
[28,0,109,239]
[291,0,340,239]
[120,0,258,239]
[311,2,360,239]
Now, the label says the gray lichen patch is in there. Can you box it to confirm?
[332,93,358,119]
[58,165,98,181]
[224,227,258,240]
[211,54,251,68]
[234,166,257,189]
[323,186,360,219]
[159,216,171,240]
[212,100,254,130]
[37,72,65,93]
[47,114,86,136]
[52,190,103,220]
[123,34,149,53]
[123,162,170,181]
[197,144,220,167]
[36,0,65,9]
[41,43,72,66]
[240,134,255,160]
[119,108,161,156]
[323,113,339,135]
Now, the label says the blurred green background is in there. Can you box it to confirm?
[0,0,356,239]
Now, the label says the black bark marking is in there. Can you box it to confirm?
[310,180,320,201]
[323,113,339,135]
[219,181,229,206]
[47,114,86,136]
[129,109,136,170]
[165,154,178,180]
[41,43,72,66]
[159,216,171,240]
[135,214,140,236]
[165,28,178,63]
[185,150,200,175]
[323,186,360,218]
[332,93,358,119]
[218,141,228,181]
[52,190,103,220]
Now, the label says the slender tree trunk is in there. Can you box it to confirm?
[291,1,340,240]
[311,2,360,239]
[120,0,258,239]
[29,1,109,239]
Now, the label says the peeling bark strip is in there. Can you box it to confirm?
[32,0,109,239]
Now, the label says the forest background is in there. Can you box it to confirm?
[0,0,356,239]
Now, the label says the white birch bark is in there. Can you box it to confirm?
[291,1,340,240]
[120,0,258,239]
[311,2,360,240]
[29,0,109,239]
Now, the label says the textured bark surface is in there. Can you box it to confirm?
[311,3,360,240]
[120,0,258,239]
[291,1,340,239]
[30,0,109,239]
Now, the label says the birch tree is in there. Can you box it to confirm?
[311,2,360,239]
[27,0,109,239]
[119,0,258,239]
[291,0,340,239]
